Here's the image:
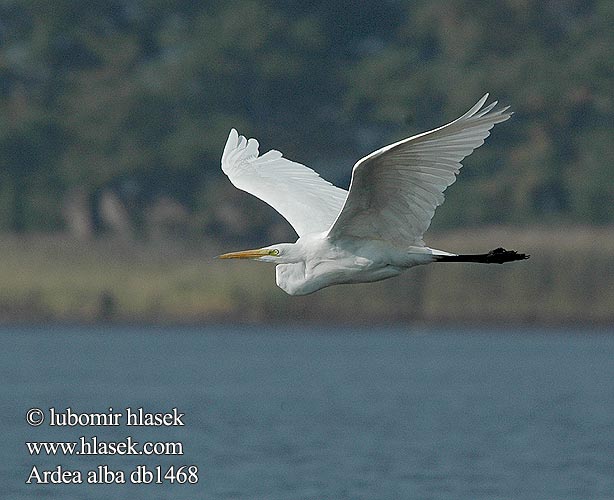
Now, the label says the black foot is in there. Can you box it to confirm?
[435,247,530,264]
[485,247,530,264]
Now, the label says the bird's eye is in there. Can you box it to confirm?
[269,249,280,256]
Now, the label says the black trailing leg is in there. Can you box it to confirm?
[435,247,529,264]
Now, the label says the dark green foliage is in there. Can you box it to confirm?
[0,1,612,240]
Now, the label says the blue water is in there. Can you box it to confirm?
[1,325,614,499]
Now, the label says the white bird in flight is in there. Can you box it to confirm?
[218,94,528,295]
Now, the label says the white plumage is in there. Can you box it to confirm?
[222,129,346,236]
[219,94,527,295]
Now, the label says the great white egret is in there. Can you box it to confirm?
[218,94,528,295]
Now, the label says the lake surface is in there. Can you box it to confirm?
[2,325,614,499]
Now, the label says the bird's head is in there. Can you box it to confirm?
[217,243,296,263]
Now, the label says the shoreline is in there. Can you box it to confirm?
[1,226,613,326]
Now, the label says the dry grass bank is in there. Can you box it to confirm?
[0,227,612,325]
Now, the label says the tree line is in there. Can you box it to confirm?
[1,0,612,244]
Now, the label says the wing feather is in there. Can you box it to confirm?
[327,94,511,245]
[221,129,347,237]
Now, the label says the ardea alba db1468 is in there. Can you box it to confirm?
[218,94,528,295]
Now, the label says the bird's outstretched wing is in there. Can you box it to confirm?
[327,94,511,246]
[221,129,348,237]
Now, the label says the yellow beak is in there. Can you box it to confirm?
[217,248,272,259]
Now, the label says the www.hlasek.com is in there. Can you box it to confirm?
[26,436,183,456]
[25,407,199,486]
